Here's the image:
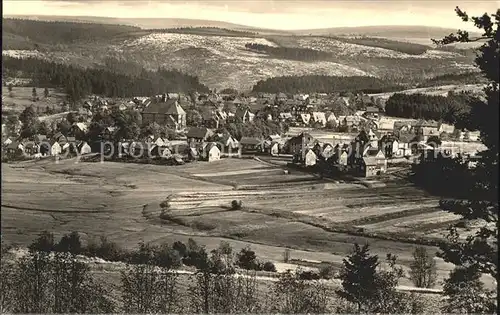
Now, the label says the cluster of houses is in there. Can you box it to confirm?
[3,132,92,159]
[2,90,482,174]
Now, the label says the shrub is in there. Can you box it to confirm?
[84,236,125,262]
[297,270,321,280]
[172,241,187,257]
[318,264,337,279]
[236,247,259,270]
[28,231,55,252]
[160,200,170,209]
[154,243,183,269]
[183,238,209,270]
[55,231,82,255]
[231,199,242,210]
[262,261,277,272]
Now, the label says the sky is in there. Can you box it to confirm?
[3,0,500,30]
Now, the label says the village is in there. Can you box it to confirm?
[2,89,483,178]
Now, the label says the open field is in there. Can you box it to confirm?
[1,157,495,289]
[1,86,66,114]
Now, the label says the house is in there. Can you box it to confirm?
[276,92,288,102]
[48,139,62,156]
[217,133,239,154]
[201,108,221,129]
[287,132,316,156]
[302,149,317,166]
[70,122,89,140]
[312,112,327,127]
[3,137,12,146]
[201,142,221,162]
[6,141,24,155]
[279,112,293,122]
[103,127,117,140]
[342,115,363,129]
[77,141,92,155]
[235,108,255,123]
[141,94,187,130]
[313,142,335,160]
[358,148,387,177]
[395,133,413,157]
[379,134,399,158]
[360,157,381,177]
[153,136,169,147]
[269,142,280,156]
[464,130,480,141]
[33,134,47,144]
[187,127,212,144]
[325,112,338,124]
[299,113,311,125]
[438,123,455,134]
[355,129,380,152]
[62,136,77,154]
[363,106,379,119]
[377,118,395,131]
[239,137,262,154]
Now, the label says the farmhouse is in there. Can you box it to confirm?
[141,95,187,130]
[438,123,455,134]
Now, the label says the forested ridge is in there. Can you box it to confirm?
[2,18,140,46]
[2,56,210,101]
[252,75,405,94]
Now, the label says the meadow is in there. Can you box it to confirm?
[2,157,495,289]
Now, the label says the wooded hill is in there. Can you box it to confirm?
[2,56,210,101]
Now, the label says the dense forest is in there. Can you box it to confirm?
[417,71,486,88]
[2,56,210,101]
[252,75,404,94]
[244,43,333,62]
[333,36,430,55]
[2,18,140,48]
[384,92,479,125]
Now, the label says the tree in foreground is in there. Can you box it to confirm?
[409,246,437,288]
[442,266,497,313]
[336,243,424,313]
[432,6,498,280]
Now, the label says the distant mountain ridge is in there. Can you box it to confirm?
[3,15,480,39]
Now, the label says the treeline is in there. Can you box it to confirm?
[252,75,404,94]
[2,18,140,45]
[384,92,478,125]
[4,231,480,313]
[2,56,210,102]
[417,71,487,88]
[334,36,429,55]
[245,43,332,62]
[155,26,257,36]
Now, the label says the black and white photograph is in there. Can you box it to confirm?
[1,0,498,313]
